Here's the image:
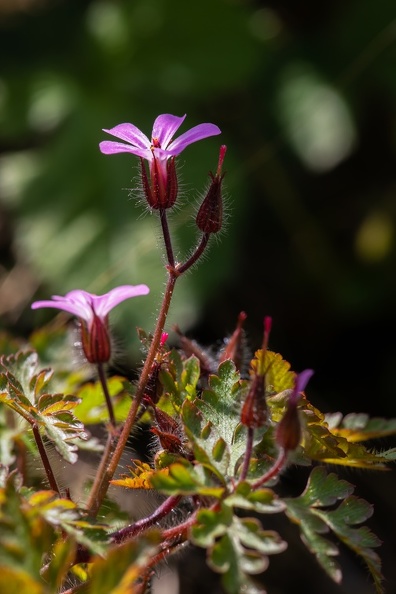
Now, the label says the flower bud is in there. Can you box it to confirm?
[240,317,272,429]
[196,145,226,234]
[80,313,111,364]
[276,369,314,452]
[219,311,247,372]
[275,399,301,451]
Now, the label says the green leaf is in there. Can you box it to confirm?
[80,532,160,594]
[226,482,285,514]
[182,399,230,479]
[326,411,396,442]
[195,360,249,472]
[41,537,77,591]
[251,350,295,394]
[284,467,384,592]
[149,462,225,498]
[159,352,200,408]
[0,350,87,463]
[75,376,132,424]
[274,394,393,469]
[192,503,286,594]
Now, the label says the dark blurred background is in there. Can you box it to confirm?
[1,0,396,592]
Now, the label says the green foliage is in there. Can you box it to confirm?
[75,376,132,425]
[191,503,286,594]
[0,351,87,463]
[284,467,382,591]
[0,341,395,593]
[0,470,108,593]
[79,533,160,594]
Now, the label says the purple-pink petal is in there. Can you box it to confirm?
[167,123,221,155]
[294,369,314,397]
[32,294,93,322]
[102,123,150,150]
[32,285,150,323]
[151,114,186,149]
[99,140,151,159]
[93,285,150,318]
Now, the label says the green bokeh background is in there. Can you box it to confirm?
[1,1,396,592]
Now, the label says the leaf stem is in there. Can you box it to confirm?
[251,448,287,489]
[97,362,116,428]
[176,233,210,275]
[32,423,61,496]
[110,495,182,544]
[86,272,177,516]
[239,426,255,482]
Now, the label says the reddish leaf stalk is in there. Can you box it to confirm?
[32,423,61,496]
[97,362,116,428]
[251,448,287,490]
[176,233,210,275]
[238,426,255,482]
[110,495,182,544]
[86,272,178,516]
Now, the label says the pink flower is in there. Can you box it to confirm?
[99,114,221,209]
[32,285,150,364]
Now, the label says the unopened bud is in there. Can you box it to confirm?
[275,399,301,451]
[80,313,111,364]
[240,317,272,428]
[276,369,314,452]
[240,372,267,428]
[219,311,247,372]
[196,145,226,234]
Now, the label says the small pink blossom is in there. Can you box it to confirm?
[99,114,221,209]
[32,285,150,363]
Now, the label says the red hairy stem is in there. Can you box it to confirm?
[86,273,177,516]
[32,423,61,496]
[251,448,287,490]
[110,495,182,544]
[159,208,175,268]
[97,362,116,428]
[176,233,210,275]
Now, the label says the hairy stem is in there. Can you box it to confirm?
[176,233,210,275]
[110,495,182,544]
[97,362,116,428]
[251,448,287,489]
[86,273,177,516]
[86,431,117,514]
[32,423,60,496]
[239,426,255,482]
[159,208,175,268]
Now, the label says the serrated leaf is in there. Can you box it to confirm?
[182,399,230,480]
[194,361,249,473]
[298,397,392,469]
[284,467,384,592]
[149,462,224,497]
[159,353,200,408]
[251,350,295,393]
[191,506,233,548]
[0,351,88,463]
[194,504,286,594]
[326,411,396,442]
[226,482,285,514]
[80,532,160,594]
